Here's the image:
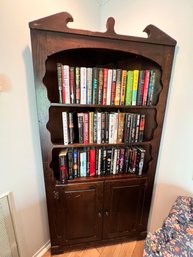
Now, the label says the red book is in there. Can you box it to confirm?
[142,70,150,106]
[102,68,108,105]
[89,149,96,177]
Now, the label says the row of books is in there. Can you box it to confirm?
[62,111,145,145]
[59,146,146,183]
[57,63,156,106]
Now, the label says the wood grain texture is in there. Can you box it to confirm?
[42,240,144,257]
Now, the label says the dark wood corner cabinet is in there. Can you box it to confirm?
[29,12,176,254]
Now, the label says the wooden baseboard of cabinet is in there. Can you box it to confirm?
[42,240,144,257]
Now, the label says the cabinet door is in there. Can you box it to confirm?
[103,178,146,239]
[54,182,103,246]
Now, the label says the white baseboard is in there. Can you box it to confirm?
[32,241,50,257]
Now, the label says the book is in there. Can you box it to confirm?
[136,70,145,105]
[117,112,125,143]
[77,113,84,144]
[120,70,127,105]
[132,70,139,105]
[89,112,94,143]
[69,66,75,104]
[67,148,74,179]
[101,147,107,175]
[80,67,87,104]
[102,68,108,105]
[142,70,150,105]
[86,147,90,177]
[96,112,102,144]
[125,70,133,105]
[106,69,112,105]
[86,67,93,104]
[59,149,68,184]
[136,147,146,176]
[75,67,80,104]
[72,149,78,178]
[92,67,98,104]
[138,114,145,142]
[101,112,106,143]
[93,112,98,143]
[106,148,112,174]
[80,150,87,177]
[114,69,122,105]
[147,70,156,105]
[56,63,63,103]
[62,65,70,104]
[111,69,117,105]
[62,112,69,145]
[84,112,89,144]
[68,112,74,144]
[98,68,103,104]
[89,148,96,177]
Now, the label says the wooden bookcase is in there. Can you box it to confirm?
[29,12,176,254]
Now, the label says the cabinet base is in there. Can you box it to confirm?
[51,232,147,255]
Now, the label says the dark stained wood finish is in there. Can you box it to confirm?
[29,12,176,254]
[103,178,146,239]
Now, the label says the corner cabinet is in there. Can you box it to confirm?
[29,12,176,254]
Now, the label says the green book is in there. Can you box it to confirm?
[125,70,134,105]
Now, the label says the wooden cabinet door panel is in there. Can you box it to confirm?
[54,182,103,245]
[103,178,146,239]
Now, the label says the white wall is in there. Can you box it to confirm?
[0,1,100,257]
[101,0,193,231]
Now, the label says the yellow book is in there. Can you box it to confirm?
[132,70,139,105]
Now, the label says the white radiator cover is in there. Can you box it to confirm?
[0,193,19,257]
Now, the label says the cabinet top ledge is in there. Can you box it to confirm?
[29,12,177,46]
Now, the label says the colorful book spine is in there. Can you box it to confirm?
[86,67,93,104]
[142,70,150,105]
[69,66,75,104]
[89,148,96,176]
[111,69,117,105]
[98,68,103,105]
[132,70,139,105]
[62,65,70,104]
[75,67,80,104]
[84,112,89,144]
[102,68,108,105]
[59,150,68,184]
[92,67,98,104]
[114,69,122,105]
[147,70,156,106]
[136,70,145,105]
[125,70,133,105]
[106,69,112,105]
[120,70,127,105]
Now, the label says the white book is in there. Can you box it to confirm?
[62,65,70,104]
[97,112,101,144]
[106,69,112,105]
[97,148,102,176]
[113,112,118,143]
[112,148,118,174]
[80,67,87,104]
[109,112,115,144]
[62,112,69,145]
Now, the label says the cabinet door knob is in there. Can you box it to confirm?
[105,211,109,216]
[98,211,102,218]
